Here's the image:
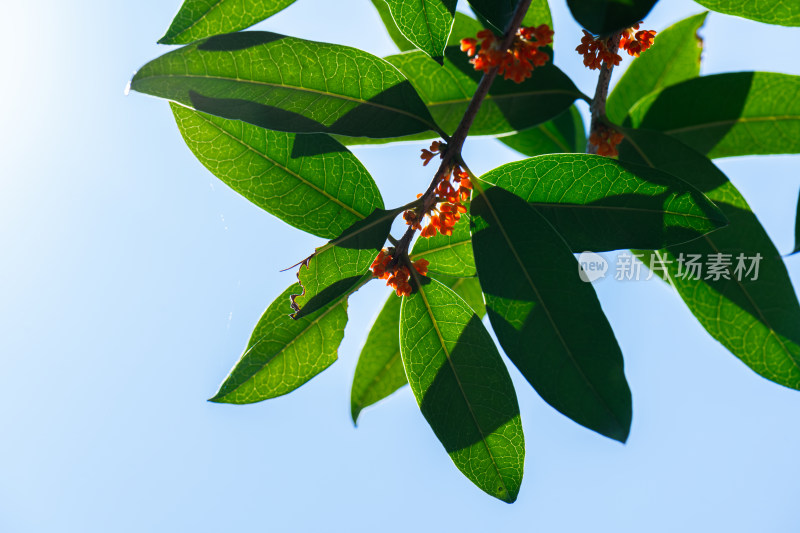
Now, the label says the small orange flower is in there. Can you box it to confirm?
[461,24,552,83]
[370,250,429,297]
[589,124,625,157]
[576,23,655,70]
[420,140,444,166]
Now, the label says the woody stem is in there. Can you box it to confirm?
[392,0,534,261]
[587,38,619,154]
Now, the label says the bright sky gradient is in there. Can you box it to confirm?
[1,0,800,531]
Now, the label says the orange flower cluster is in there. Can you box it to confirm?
[576,23,656,69]
[406,147,473,239]
[589,123,625,157]
[619,23,656,57]
[460,24,553,83]
[371,250,429,297]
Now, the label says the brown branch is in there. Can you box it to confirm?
[392,0,534,262]
[587,39,619,154]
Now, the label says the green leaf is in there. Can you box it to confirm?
[480,154,727,252]
[627,72,800,158]
[410,208,475,277]
[499,105,586,156]
[291,208,399,319]
[387,49,582,136]
[350,275,485,423]
[448,12,487,44]
[158,0,296,45]
[471,186,631,441]
[170,103,383,239]
[567,0,658,34]
[606,12,707,124]
[467,0,552,33]
[371,0,417,51]
[131,32,439,139]
[383,0,457,62]
[210,283,347,404]
[693,0,800,26]
[523,0,554,29]
[619,128,800,389]
[400,278,524,502]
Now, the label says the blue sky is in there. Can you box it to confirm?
[1,0,799,531]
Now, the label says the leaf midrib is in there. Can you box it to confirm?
[414,279,511,497]
[135,73,439,132]
[477,188,626,432]
[664,115,800,136]
[192,109,366,221]
[218,296,347,399]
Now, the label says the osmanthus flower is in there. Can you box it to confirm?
[589,123,625,157]
[407,145,473,239]
[370,250,429,297]
[460,24,553,83]
[576,22,656,70]
[619,24,656,57]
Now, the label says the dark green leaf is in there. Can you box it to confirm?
[171,103,383,239]
[471,186,631,441]
[400,278,524,502]
[606,12,707,123]
[499,105,586,156]
[627,72,800,158]
[468,0,552,33]
[131,32,439,139]
[291,208,399,319]
[694,0,800,26]
[371,0,417,51]
[619,128,800,389]
[210,283,347,404]
[383,0,457,62]
[567,0,658,34]
[350,275,485,423]
[387,50,582,136]
[410,208,475,277]
[158,0,296,45]
[480,154,727,252]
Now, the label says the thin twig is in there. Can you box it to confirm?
[392,0,534,261]
[587,39,619,154]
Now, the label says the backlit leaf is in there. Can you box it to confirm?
[694,0,800,26]
[480,154,727,252]
[370,0,416,51]
[400,278,524,502]
[472,186,632,441]
[383,0,457,62]
[210,283,347,404]
[291,208,399,319]
[410,208,475,277]
[627,72,800,158]
[619,127,800,389]
[159,0,296,45]
[171,103,383,239]
[131,32,440,139]
[350,275,485,423]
